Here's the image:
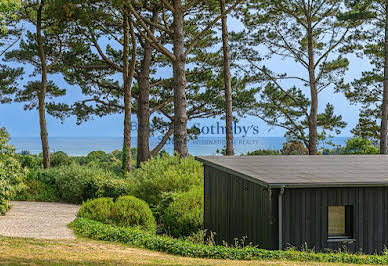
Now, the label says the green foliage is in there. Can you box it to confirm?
[337,1,385,142]
[236,0,357,150]
[16,164,133,204]
[76,150,125,174]
[246,149,281,155]
[92,177,133,199]
[0,0,20,35]
[111,196,156,232]
[24,164,116,204]
[281,141,309,155]
[15,176,59,202]
[163,187,204,238]
[50,151,72,167]
[77,198,114,224]
[53,164,116,204]
[128,155,203,207]
[0,127,27,215]
[71,218,388,264]
[343,137,379,155]
[16,154,42,170]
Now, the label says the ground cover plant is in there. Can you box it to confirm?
[70,218,388,265]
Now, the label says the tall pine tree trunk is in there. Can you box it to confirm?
[220,0,234,156]
[122,10,136,173]
[36,0,50,168]
[137,39,152,167]
[172,0,188,157]
[136,9,159,167]
[380,1,388,154]
[307,21,318,155]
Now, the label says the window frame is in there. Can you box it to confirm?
[327,205,354,241]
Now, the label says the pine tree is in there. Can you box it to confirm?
[128,0,243,157]
[3,0,66,168]
[338,0,385,144]
[238,0,362,153]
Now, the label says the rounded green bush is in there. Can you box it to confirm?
[129,155,203,207]
[163,186,204,238]
[111,196,156,232]
[78,198,114,224]
[50,151,72,167]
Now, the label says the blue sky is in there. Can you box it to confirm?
[0,20,367,139]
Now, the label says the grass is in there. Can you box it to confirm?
[0,236,358,265]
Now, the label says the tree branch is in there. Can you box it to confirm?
[127,3,175,61]
[185,0,243,56]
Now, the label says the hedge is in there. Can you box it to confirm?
[70,218,388,264]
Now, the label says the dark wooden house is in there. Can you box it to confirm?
[196,155,388,254]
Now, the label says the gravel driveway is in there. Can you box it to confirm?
[0,201,80,239]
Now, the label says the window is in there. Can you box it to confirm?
[328,205,353,239]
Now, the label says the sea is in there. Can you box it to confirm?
[10,136,350,156]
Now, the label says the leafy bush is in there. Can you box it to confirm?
[128,155,203,207]
[15,164,133,203]
[343,137,379,155]
[91,177,133,199]
[54,164,116,204]
[111,196,156,232]
[14,174,59,202]
[71,218,388,264]
[163,186,203,237]
[0,128,28,215]
[50,151,72,167]
[281,141,309,155]
[246,149,281,155]
[78,198,114,224]
[16,154,42,170]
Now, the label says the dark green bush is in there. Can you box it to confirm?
[163,186,203,237]
[15,176,59,202]
[16,154,42,170]
[54,164,116,204]
[15,164,132,203]
[70,218,388,264]
[78,198,114,224]
[111,196,156,232]
[246,149,281,155]
[50,151,72,167]
[128,155,203,207]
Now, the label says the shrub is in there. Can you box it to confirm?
[246,149,281,155]
[50,151,72,167]
[54,164,116,204]
[92,177,133,199]
[343,137,379,155]
[163,186,204,237]
[14,175,59,202]
[15,164,132,203]
[281,141,309,155]
[111,196,156,232]
[128,155,203,207]
[0,128,28,215]
[70,218,388,264]
[16,154,42,170]
[78,198,114,224]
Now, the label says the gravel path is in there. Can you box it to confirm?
[0,201,80,239]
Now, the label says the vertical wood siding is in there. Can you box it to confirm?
[281,187,388,254]
[204,165,276,249]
